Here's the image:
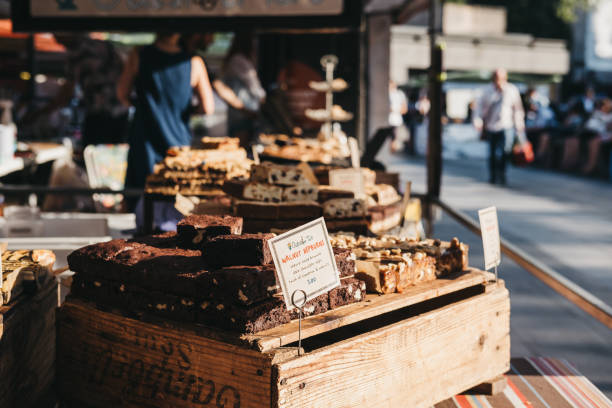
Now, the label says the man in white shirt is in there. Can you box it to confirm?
[389,80,408,152]
[473,68,526,184]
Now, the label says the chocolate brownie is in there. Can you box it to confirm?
[71,275,198,322]
[278,202,322,220]
[235,202,322,221]
[288,293,329,319]
[177,214,243,248]
[235,201,280,220]
[202,233,274,268]
[328,278,366,309]
[333,247,356,277]
[67,238,206,293]
[198,298,290,334]
[199,265,279,306]
[317,187,354,203]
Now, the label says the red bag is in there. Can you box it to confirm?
[512,141,535,166]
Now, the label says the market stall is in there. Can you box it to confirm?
[6,1,611,408]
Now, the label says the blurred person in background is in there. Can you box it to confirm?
[523,87,557,163]
[28,33,128,147]
[181,32,255,127]
[222,32,266,147]
[473,68,526,185]
[575,86,597,120]
[389,80,408,152]
[582,97,612,175]
[117,32,214,207]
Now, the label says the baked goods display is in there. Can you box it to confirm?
[145,138,252,196]
[2,249,56,304]
[259,134,350,165]
[67,215,365,334]
[330,234,469,294]
[220,162,404,234]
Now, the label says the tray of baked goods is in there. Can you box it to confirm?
[221,161,404,235]
[144,137,252,197]
[57,215,509,408]
[258,134,350,166]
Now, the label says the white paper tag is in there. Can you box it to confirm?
[348,137,360,168]
[252,144,261,165]
[329,168,365,196]
[268,217,340,310]
[478,206,501,271]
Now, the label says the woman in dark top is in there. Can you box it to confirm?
[117,33,214,195]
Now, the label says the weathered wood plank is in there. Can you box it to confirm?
[246,268,494,351]
[274,284,510,408]
[58,300,276,408]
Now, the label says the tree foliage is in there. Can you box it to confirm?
[446,0,600,40]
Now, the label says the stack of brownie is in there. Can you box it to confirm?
[258,134,350,165]
[67,215,365,334]
[223,162,403,235]
[145,138,252,197]
[330,234,469,294]
[224,162,324,233]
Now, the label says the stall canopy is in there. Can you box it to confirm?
[11,0,365,31]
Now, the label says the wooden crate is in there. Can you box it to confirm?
[57,269,510,408]
[0,280,57,408]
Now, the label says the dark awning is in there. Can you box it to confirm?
[11,0,365,32]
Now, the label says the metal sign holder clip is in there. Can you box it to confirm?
[291,290,307,356]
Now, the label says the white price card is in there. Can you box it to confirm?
[478,206,501,271]
[329,168,365,196]
[268,218,340,310]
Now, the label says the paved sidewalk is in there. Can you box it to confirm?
[379,150,612,398]
[383,153,612,305]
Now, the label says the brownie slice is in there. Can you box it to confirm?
[277,202,322,220]
[288,293,329,319]
[317,187,354,203]
[198,298,290,334]
[202,233,274,268]
[235,201,280,220]
[177,214,243,248]
[199,265,279,306]
[329,278,366,309]
[333,247,356,277]
[235,201,322,221]
[68,238,206,291]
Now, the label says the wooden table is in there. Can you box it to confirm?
[439,357,612,408]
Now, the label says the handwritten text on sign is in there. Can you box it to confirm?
[478,206,501,271]
[32,0,344,17]
[268,217,340,310]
